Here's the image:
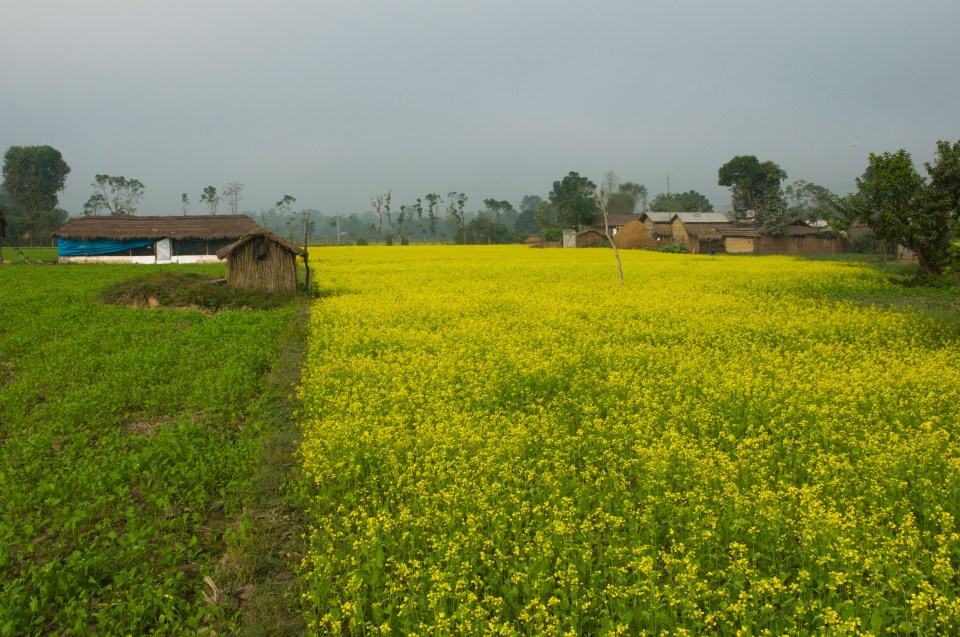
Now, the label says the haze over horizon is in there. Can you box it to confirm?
[3,0,959,217]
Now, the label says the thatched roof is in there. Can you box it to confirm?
[216,227,306,260]
[54,215,260,240]
[683,224,725,241]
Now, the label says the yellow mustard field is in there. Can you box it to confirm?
[297,246,960,636]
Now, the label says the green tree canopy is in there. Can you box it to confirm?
[718,155,787,222]
[457,214,517,244]
[2,146,71,216]
[650,190,713,212]
[834,140,960,275]
[83,175,144,216]
[549,172,598,229]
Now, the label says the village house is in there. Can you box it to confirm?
[54,215,260,264]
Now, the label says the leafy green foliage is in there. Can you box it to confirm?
[83,175,145,216]
[1,146,71,244]
[650,190,713,212]
[718,155,787,222]
[456,215,517,244]
[549,172,598,229]
[1,146,70,216]
[0,265,297,634]
[836,141,960,276]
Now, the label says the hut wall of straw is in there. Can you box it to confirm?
[225,237,299,291]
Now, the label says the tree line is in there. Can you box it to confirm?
[5,141,958,276]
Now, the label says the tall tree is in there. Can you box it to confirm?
[371,192,390,244]
[398,204,410,244]
[483,198,513,223]
[83,175,145,216]
[200,186,220,215]
[413,198,424,241]
[223,182,245,215]
[2,146,71,239]
[533,201,557,230]
[181,193,190,215]
[784,180,837,223]
[549,172,598,229]
[425,193,442,243]
[618,182,648,213]
[446,192,467,242]
[519,195,543,216]
[276,194,297,241]
[718,155,787,222]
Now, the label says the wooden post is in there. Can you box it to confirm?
[302,211,311,291]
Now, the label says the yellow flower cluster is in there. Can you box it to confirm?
[296,246,960,635]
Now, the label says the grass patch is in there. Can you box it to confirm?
[98,271,306,311]
[209,302,310,636]
[1,246,58,263]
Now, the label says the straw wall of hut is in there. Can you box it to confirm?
[612,220,661,250]
[217,229,305,292]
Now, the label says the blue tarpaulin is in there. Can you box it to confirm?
[57,237,156,256]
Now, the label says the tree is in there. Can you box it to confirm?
[606,192,636,215]
[519,195,543,216]
[483,198,514,223]
[276,194,297,241]
[718,155,787,222]
[181,193,190,215]
[457,214,516,244]
[650,190,713,213]
[514,209,540,236]
[549,172,598,229]
[784,180,837,224]
[414,198,424,241]
[83,175,144,216]
[425,193,442,243]
[2,146,71,241]
[836,141,960,275]
[601,171,620,199]
[223,182,244,215]
[200,186,220,215]
[446,192,467,242]
[371,192,391,244]
[533,200,557,231]
[398,204,410,244]
[619,181,648,213]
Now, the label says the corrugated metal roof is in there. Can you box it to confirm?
[672,212,732,224]
[642,212,673,223]
[54,215,260,240]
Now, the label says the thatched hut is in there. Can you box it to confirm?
[612,220,663,250]
[216,228,306,292]
[575,228,607,248]
[54,215,260,264]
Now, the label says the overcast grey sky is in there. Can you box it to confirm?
[3,0,959,216]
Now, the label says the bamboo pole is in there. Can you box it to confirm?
[593,188,624,286]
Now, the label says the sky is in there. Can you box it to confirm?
[3,0,959,217]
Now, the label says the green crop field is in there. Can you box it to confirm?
[298,246,960,636]
[0,264,304,635]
